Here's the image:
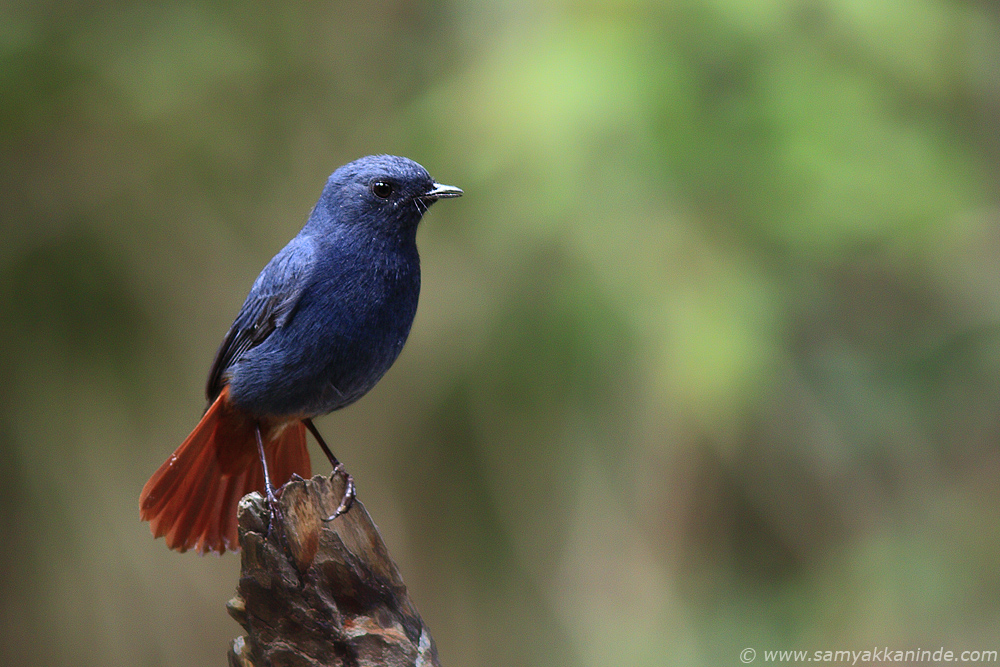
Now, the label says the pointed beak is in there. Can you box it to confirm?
[423,182,463,199]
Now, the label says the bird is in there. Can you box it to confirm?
[139,155,462,554]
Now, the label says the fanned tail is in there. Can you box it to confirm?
[139,387,311,554]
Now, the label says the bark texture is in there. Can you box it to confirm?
[227,473,439,667]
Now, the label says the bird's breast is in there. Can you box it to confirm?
[228,249,421,418]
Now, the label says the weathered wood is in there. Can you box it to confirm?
[227,473,440,667]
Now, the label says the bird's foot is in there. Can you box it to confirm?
[323,463,355,522]
[263,483,286,541]
[254,424,285,541]
[303,418,356,521]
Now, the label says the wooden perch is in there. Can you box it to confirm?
[227,473,440,667]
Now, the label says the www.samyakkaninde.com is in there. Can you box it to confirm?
[740,647,998,664]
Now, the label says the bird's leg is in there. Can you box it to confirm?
[254,424,282,533]
[303,418,356,521]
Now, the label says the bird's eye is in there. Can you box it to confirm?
[371,181,393,199]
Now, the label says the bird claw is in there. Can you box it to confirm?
[254,424,286,541]
[303,419,356,522]
[263,483,286,540]
[323,464,356,522]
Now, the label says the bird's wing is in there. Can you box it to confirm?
[205,239,316,401]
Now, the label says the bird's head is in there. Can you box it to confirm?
[311,155,462,239]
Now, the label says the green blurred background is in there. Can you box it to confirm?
[3,0,1000,665]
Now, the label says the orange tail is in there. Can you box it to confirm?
[139,387,312,554]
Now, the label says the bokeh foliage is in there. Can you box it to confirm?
[3,1,1000,665]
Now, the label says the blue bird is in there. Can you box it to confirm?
[140,155,462,554]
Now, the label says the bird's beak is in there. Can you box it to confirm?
[423,182,463,199]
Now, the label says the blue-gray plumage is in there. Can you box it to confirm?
[208,154,462,418]
[141,154,460,553]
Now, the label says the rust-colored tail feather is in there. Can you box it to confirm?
[140,387,311,554]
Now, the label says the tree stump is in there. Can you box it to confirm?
[227,473,440,667]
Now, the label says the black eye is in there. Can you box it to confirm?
[371,181,393,199]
